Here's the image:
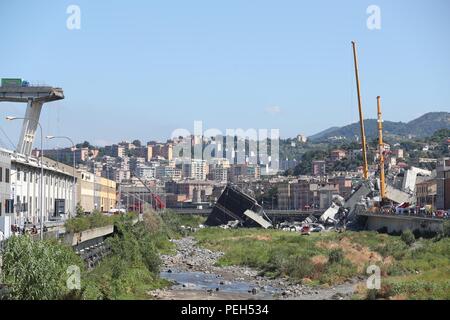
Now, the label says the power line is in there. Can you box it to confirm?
[0,126,17,150]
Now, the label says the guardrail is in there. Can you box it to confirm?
[77,241,111,269]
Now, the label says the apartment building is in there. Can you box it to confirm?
[228,164,260,182]
[183,159,208,180]
[330,149,347,162]
[0,150,12,238]
[312,160,326,176]
[416,178,437,209]
[77,169,116,213]
[155,165,182,181]
[436,158,450,210]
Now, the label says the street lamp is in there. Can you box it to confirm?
[46,135,77,219]
[6,115,45,240]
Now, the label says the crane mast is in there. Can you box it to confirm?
[377,96,386,200]
[351,41,369,180]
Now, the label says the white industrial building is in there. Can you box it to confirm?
[0,148,76,238]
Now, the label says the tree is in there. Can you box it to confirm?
[132,139,142,147]
[76,202,85,217]
[401,229,415,246]
[76,141,91,149]
[287,149,328,176]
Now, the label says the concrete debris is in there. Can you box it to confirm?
[319,203,340,224]
[243,210,272,229]
[385,184,415,204]
[401,166,432,193]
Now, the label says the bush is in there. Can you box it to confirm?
[366,289,378,300]
[328,248,344,264]
[285,256,315,279]
[82,218,164,299]
[65,211,125,233]
[375,241,408,259]
[443,221,450,238]
[1,236,82,300]
[401,229,416,246]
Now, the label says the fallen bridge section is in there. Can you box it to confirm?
[205,184,272,228]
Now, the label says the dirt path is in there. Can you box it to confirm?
[149,237,360,300]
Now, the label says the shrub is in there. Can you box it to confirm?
[328,248,344,264]
[285,256,315,279]
[375,241,408,259]
[443,221,450,238]
[1,236,82,300]
[401,229,416,246]
[366,289,378,300]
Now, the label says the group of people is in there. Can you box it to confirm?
[10,224,39,236]
[377,204,449,219]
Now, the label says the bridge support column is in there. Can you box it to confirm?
[17,99,43,156]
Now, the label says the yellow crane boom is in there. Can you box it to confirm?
[351,41,369,180]
[377,96,386,199]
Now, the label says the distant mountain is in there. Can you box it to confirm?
[309,112,450,141]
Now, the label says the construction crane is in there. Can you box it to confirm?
[377,96,386,200]
[129,171,166,210]
[351,41,369,180]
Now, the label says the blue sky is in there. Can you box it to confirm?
[0,0,449,147]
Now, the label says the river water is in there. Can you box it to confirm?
[160,269,279,299]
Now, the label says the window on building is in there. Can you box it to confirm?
[6,168,10,183]
[5,199,14,214]
[24,171,27,182]
[0,167,2,182]
[17,169,20,181]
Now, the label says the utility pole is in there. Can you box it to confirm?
[377,96,386,200]
[351,41,369,180]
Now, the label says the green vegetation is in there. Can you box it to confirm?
[195,228,358,285]
[281,125,449,176]
[401,229,416,246]
[2,211,205,300]
[80,213,169,299]
[65,211,137,233]
[284,149,328,176]
[443,220,450,238]
[194,228,450,299]
[375,238,450,300]
[159,210,206,238]
[0,236,83,300]
[328,248,344,264]
[80,212,205,299]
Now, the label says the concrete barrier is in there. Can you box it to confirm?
[360,212,444,235]
[64,225,114,247]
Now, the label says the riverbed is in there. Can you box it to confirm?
[148,237,359,300]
